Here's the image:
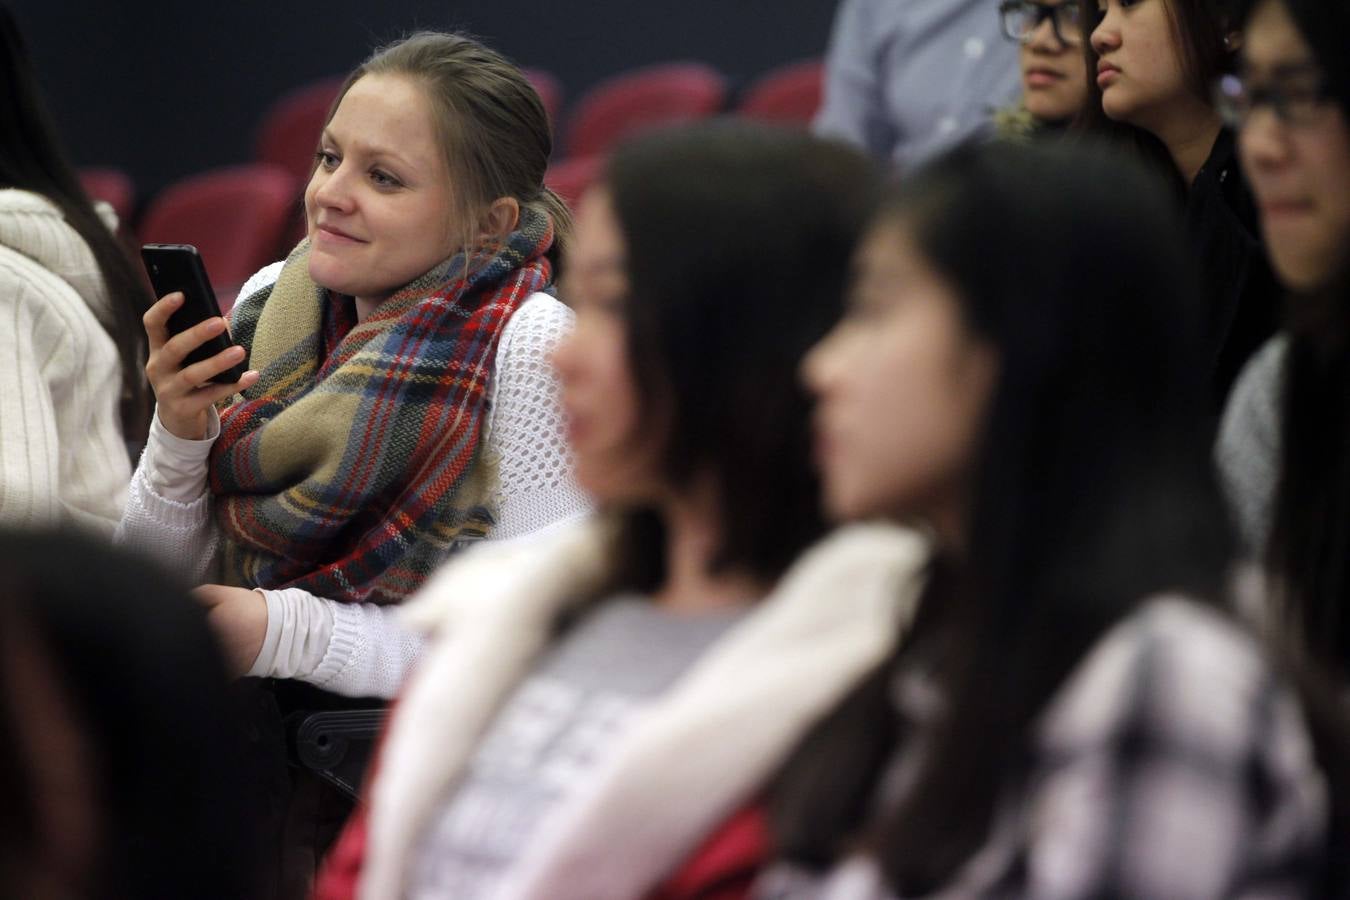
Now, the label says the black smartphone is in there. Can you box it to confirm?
[140,243,247,385]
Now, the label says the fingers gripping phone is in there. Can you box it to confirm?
[141,244,248,385]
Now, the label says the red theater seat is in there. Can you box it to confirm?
[565,62,727,159]
[255,76,345,184]
[738,59,824,127]
[78,167,136,227]
[140,164,298,311]
[544,155,606,209]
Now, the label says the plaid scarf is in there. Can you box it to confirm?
[208,208,554,604]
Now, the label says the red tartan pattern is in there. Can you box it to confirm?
[207,211,555,603]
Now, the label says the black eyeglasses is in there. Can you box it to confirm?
[999,0,1084,47]
[1213,71,1335,128]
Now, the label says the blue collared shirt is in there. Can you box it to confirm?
[815,0,1021,171]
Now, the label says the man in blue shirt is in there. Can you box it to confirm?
[815,0,1021,171]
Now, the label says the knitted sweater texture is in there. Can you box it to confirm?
[0,189,129,535]
[116,262,590,698]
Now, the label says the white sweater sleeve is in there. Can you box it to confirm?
[114,408,222,584]
[0,274,64,529]
[0,249,130,536]
[247,292,591,698]
[248,588,423,699]
[113,261,284,578]
[485,292,593,540]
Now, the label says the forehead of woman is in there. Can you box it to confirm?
[1244,0,1350,114]
[326,74,448,178]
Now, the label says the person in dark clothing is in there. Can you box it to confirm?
[1215,0,1350,684]
[0,530,258,899]
[1080,0,1280,408]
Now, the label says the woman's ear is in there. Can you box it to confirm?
[480,196,521,242]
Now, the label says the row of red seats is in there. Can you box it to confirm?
[78,58,824,311]
[544,59,823,205]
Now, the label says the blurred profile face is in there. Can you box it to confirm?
[1238,0,1350,292]
[552,187,663,504]
[1020,1,1091,123]
[1091,0,1192,128]
[304,73,463,305]
[802,220,997,543]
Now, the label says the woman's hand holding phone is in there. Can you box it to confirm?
[143,292,259,440]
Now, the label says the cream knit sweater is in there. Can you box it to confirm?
[0,189,129,536]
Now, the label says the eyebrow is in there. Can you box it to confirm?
[318,128,419,172]
[1239,60,1322,79]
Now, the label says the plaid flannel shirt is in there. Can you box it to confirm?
[758,598,1329,899]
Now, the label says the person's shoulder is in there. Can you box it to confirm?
[511,291,573,322]
[1042,597,1280,751]
[1223,333,1289,432]
[0,187,60,215]
[237,260,285,303]
[1245,333,1290,384]
[228,261,286,332]
[0,241,76,307]
[499,291,575,350]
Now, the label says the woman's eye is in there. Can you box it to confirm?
[370,170,402,189]
[316,150,339,170]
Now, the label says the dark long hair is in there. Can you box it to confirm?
[771,139,1235,891]
[0,531,256,898]
[0,5,152,438]
[1250,0,1350,680]
[598,121,879,592]
[1075,0,1240,193]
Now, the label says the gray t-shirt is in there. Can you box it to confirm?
[408,597,745,899]
[1215,334,1287,555]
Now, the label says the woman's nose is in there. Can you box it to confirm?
[1090,13,1119,54]
[311,165,354,213]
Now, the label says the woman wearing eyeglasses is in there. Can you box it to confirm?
[994,1,1091,138]
[1216,0,1350,688]
[1083,0,1280,408]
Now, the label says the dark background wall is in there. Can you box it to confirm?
[10,0,839,205]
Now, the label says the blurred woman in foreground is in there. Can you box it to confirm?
[759,139,1341,898]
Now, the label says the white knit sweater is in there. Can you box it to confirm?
[0,189,130,536]
[115,262,591,697]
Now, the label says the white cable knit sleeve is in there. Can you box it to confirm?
[248,588,424,700]
[485,292,592,541]
[114,407,222,584]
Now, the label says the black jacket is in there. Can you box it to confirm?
[1187,128,1281,410]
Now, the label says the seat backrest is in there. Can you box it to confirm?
[565,62,727,159]
[738,59,824,127]
[543,154,606,209]
[78,167,136,226]
[140,164,298,293]
[255,76,346,184]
